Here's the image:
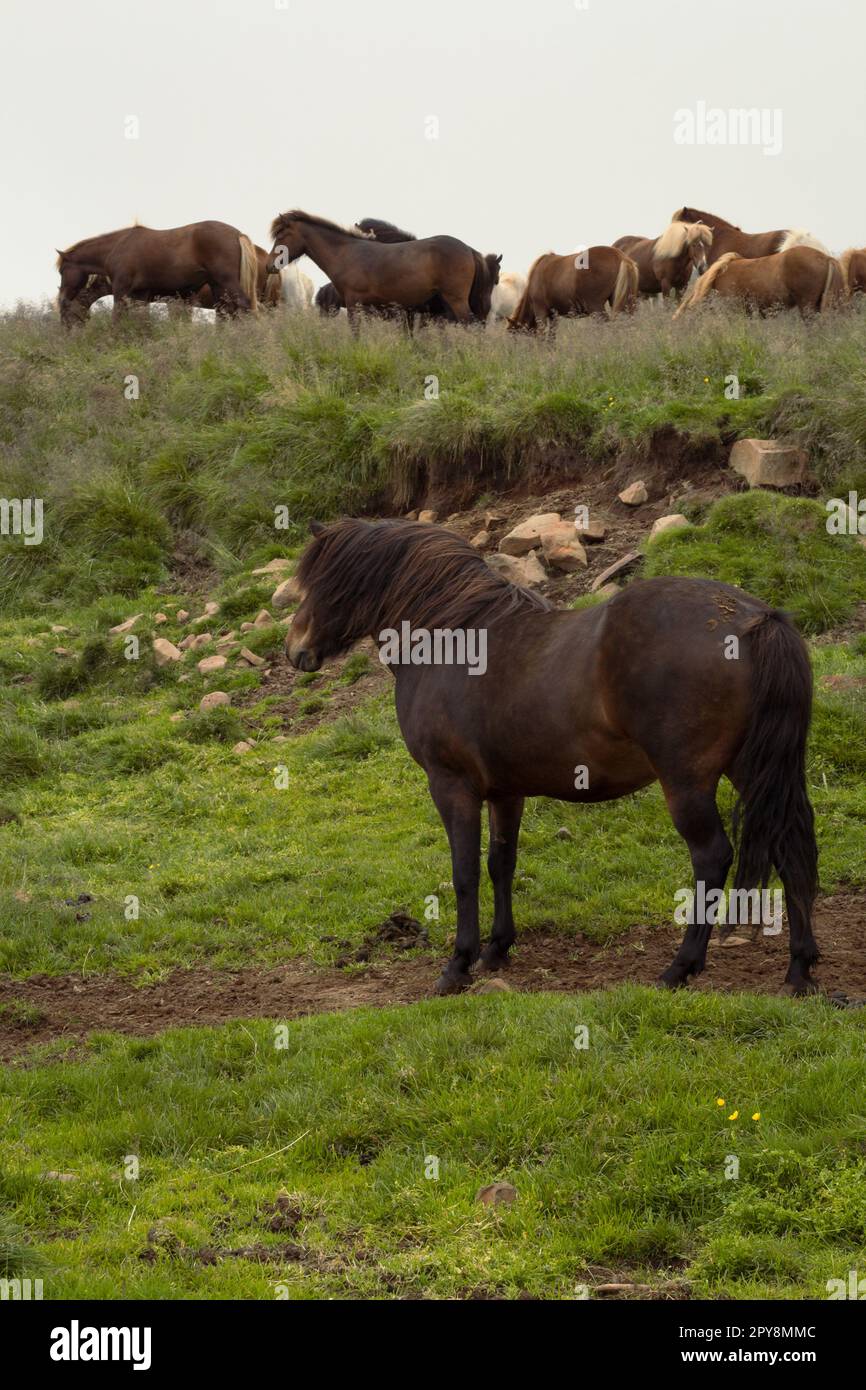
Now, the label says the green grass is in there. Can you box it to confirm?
[1,989,864,1299]
[4,302,866,612]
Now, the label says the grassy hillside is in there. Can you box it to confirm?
[2,302,866,612]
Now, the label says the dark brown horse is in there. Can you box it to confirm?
[287,519,819,998]
[614,221,713,297]
[674,247,843,318]
[267,210,483,324]
[672,207,827,266]
[509,247,638,330]
[57,245,278,320]
[57,221,259,324]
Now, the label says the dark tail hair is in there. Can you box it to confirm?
[731,611,818,958]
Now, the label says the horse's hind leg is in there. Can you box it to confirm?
[659,784,733,988]
[427,770,482,995]
[479,796,524,973]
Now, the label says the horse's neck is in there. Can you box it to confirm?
[66,231,121,271]
[300,224,357,279]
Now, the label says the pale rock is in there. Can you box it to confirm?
[649,513,689,541]
[251,558,292,575]
[254,609,274,627]
[176,610,190,623]
[618,480,648,506]
[153,613,168,624]
[233,740,254,754]
[109,613,144,635]
[200,691,231,711]
[272,577,299,610]
[729,438,809,488]
[470,529,491,550]
[238,647,266,668]
[153,639,183,666]
[499,512,561,556]
[197,654,227,676]
[418,509,438,523]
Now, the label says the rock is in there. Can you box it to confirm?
[555,827,573,841]
[729,438,809,488]
[200,691,231,711]
[153,613,168,624]
[251,558,292,575]
[618,480,648,506]
[575,518,607,543]
[240,622,254,633]
[50,624,70,634]
[153,638,183,666]
[470,529,491,550]
[176,610,190,623]
[590,553,641,591]
[499,512,561,556]
[541,522,588,572]
[109,613,143,635]
[476,1182,518,1206]
[169,712,185,723]
[649,513,689,541]
[237,647,266,668]
[487,552,546,587]
[719,934,751,948]
[472,978,513,995]
[202,601,220,617]
[418,509,438,523]
[216,631,237,646]
[484,509,507,530]
[197,654,228,676]
[52,647,72,657]
[272,577,299,610]
[404,509,418,521]
[233,740,254,754]
[254,609,274,627]
[41,1171,78,1183]
[522,551,547,585]
[179,633,211,652]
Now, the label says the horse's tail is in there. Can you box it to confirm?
[819,255,844,311]
[611,254,638,314]
[508,283,535,331]
[673,251,739,318]
[730,610,818,961]
[238,234,259,312]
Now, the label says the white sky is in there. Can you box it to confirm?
[2,0,864,309]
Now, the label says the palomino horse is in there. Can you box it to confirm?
[840,248,866,297]
[267,210,483,324]
[674,247,843,318]
[489,270,527,321]
[509,247,638,330]
[287,519,819,997]
[614,221,713,297]
[56,221,259,325]
[311,217,500,324]
[672,207,828,267]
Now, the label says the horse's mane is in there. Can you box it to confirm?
[356,217,416,243]
[654,220,713,259]
[56,226,137,266]
[671,206,739,231]
[299,519,550,638]
[269,209,371,243]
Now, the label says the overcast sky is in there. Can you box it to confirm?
[2,0,864,309]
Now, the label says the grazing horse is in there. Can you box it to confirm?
[489,270,527,321]
[267,210,482,324]
[57,222,259,324]
[58,242,273,319]
[840,248,866,297]
[287,519,819,997]
[674,247,844,318]
[509,247,638,331]
[614,221,713,297]
[672,207,828,267]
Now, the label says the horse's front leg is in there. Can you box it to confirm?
[479,796,524,972]
[427,771,482,995]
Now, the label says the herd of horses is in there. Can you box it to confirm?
[55,204,866,331]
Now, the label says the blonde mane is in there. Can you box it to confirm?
[655,220,714,260]
[673,252,740,317]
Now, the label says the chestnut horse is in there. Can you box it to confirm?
[614,221,713,297]
[57,221,258,325]
[672,207,828,267]
[267,210,483,325]
[840,248,866,297]
[57,244,277,320]
[674,247,843,317]
[287,519,818,998]
[509,247,638,330]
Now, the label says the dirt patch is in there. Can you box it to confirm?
[1,891,864,1062]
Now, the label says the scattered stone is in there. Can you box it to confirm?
[487,552,545,587]
[176,609,190,623]
[197,654,228,676]
[251,558,293,575]
[729,438,809,489]
[575,518,607,543]
[52,647,72,657]
[272,577,299,610]
[590,553,641,591]
[555,827,573,841]
[541,522,588,572]
[237,647,266,668]
[153,613,168,625]
[200,691,231,711]
[169,712,185,724]
[484,509,507,530]
[649,513,689,540]
[499,512,561,556]
[596,1282,653,1296]
[476,1182,518,1206]
[254,609,274,627]
[418,509,438,524]
[179,633,211,652]
[472,978,513,995]
[240,622,254,633]
[522,551,547,585]
[470,529,491,550]
[153,638,183,666]
[719,934,751,948]
[233,740,254,754]
[41,1171,79,1183]
[50,624,70,634]
[216,631,237,646]
[618,480,648,506]
[202,601,220,617]
[109,613,143,635]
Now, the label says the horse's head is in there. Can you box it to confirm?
[686,224,713,276]
[267,217,305,273]
[56,257,109,327]
[286,520,361,672]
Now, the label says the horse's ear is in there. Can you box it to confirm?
[496,253,503,266]
[309,519,326,537]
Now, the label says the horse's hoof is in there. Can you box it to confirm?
[478,947,511,974]
[658,969,688,990]
[435,971,472,997]
[781,978,819,998]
